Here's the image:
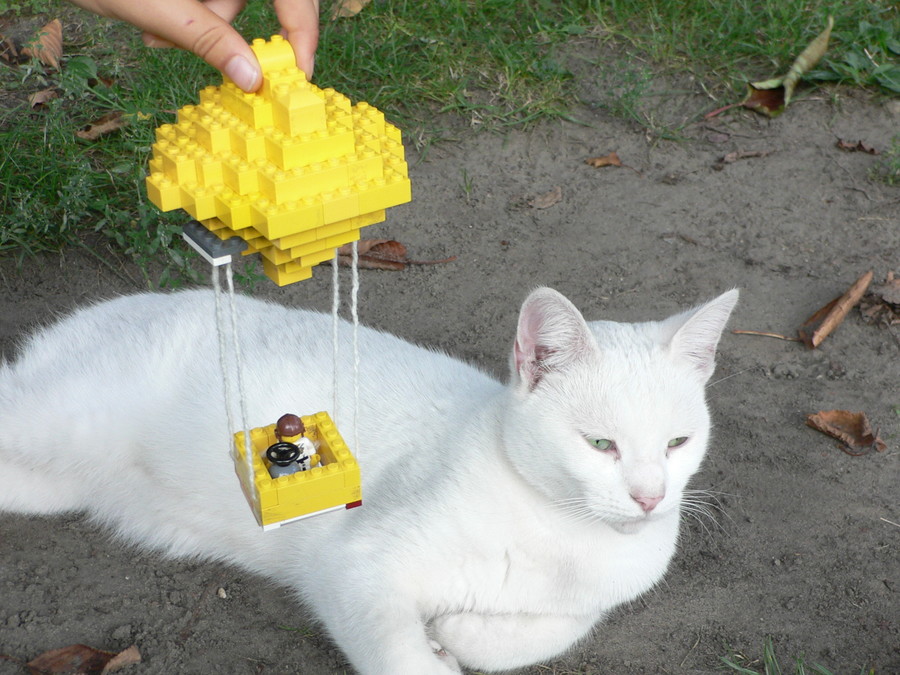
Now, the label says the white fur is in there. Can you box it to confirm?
[0,287,737,674]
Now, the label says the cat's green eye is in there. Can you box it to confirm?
[590,438,614,451]
[667,437,688,449]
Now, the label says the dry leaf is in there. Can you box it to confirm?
[76,111,128,140]
[100,646,141,673]
[331,0,372,18]
[798,269,873,348]
[334,240,456,271]
[859,271,900,326]
[835,139,879,155]
[21,18,62,69]
[27,644,141,675]
[0,31,19,64]
[585,152,622,168]
[528,185,562,209]
[806,410,887,455]
[743,16,833,117]
[29,88,58,108]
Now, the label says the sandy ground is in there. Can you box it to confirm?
[1,59,898,674]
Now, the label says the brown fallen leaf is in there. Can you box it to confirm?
[835,139,880,155]
[21,18,62,70]
[27,644,141,675]
[76,111,128,141]
[743,15,833,117]
[101,646,141,673]
[798,269,873,348]
[859,271,900,326]
[29,88,58,108]
[0,31,19,65]
[528,185,562,210]
[331,0,372,18]
[334,240,457,271]
[585,152,622,168]
[806,410,887,455]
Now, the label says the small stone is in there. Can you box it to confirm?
[217,587,228,599]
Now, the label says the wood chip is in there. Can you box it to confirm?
[798,270,873,348]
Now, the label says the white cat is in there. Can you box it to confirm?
[0,286,737,674]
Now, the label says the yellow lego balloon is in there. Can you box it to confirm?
[146,35,412,285]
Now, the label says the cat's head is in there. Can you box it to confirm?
[502,287,738,533]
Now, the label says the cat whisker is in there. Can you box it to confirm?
[551,499,612,527]
[682,489,735,524]
[707,366,754,387]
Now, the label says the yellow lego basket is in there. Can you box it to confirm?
[233,411,362,530]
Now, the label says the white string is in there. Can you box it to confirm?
[212,267,236,448]
[331,247,340,421]
[351,240,360,453]
[224,263,255,498]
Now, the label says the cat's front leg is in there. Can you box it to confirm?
[431,611,596,671]
[319,609,463,675]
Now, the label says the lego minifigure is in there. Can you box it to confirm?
[274,413,318,471]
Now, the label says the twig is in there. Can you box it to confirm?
[679,634,702,668]
[880,517,900,529]
[704,102,741,119]
[732,329,803,342]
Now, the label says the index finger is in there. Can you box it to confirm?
[274,0,320,78]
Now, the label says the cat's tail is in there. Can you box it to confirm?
[0,357,94,516]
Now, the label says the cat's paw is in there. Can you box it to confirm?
[428,639,462,672]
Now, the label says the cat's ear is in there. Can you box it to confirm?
[511,288,596,392]
[661,289,739,382]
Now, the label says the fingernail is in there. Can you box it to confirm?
[224,55,260,92]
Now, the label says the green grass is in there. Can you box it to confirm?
[0,0,896,280]
[872,134,900,186]
[721,637,875,675]
[590,0,899,95]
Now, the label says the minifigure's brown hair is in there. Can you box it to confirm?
[276,413,305,439]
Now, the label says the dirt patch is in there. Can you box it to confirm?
[1,70,898,674]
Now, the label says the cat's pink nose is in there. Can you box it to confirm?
[632,494,663,512]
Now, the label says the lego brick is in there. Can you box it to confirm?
[272,83,327,136]
[223,157,261,195]
[300,230,360,267]
[252,197,323,240]
[194,112,233,154]
[250,34,296,75]
[262,257,313,285]
[230,124,266,163]
[145,173,183,211]
[215,190,259,230]
[180,182,220,220]
[272,226,319,250]
[158,141,199,185]
[220,81,274,129]
[357,170,412,214]
[322,187,360,224]
[182,220,248,266]
[197,154,224,187]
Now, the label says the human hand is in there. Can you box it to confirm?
[66,0,319,92]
